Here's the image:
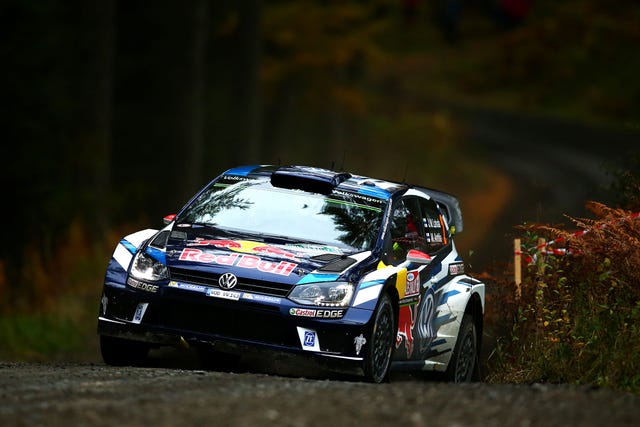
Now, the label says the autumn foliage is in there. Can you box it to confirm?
[487,201,640,392]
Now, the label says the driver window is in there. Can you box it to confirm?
[419,199,449,254]
[386,198,426,265]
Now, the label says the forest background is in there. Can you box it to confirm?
[1,0,639,389]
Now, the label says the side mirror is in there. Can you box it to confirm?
[406,249,432,265]
[163,214,176,225]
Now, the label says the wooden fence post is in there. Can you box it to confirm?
[536,237,546,333]
[514,238,521,299]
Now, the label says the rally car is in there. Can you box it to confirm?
[97,165,485,383]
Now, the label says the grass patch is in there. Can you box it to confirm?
[0,221,117,363]
[0,305,100,362]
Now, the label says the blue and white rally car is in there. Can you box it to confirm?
[98,165,485,383]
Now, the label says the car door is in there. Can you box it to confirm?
[388,195,454,360]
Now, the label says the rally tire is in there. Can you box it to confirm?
[444,313,478,383]
[100,335,150,367]
[363,293,395,383]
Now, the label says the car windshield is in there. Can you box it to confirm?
[177,178,386,252]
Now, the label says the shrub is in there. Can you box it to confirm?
[487,201,640,393]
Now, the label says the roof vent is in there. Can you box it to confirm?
[270,166,351,195]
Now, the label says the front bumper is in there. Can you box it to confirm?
[98,284,375,373]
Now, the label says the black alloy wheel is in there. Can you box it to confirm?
[444,313,478,382]
[364,293,395,383]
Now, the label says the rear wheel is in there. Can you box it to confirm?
[100,335,149,367]
[363,293,395,383]
[444,314,478,382]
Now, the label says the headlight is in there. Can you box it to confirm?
[130,251,169,282]
[289,282,354,307]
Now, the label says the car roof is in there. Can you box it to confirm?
[222,164,408,200]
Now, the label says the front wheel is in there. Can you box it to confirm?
[100,335,149,367]
[363,293,396,383]
[444,313,478,382]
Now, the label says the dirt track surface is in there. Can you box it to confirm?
[1,362,639,427]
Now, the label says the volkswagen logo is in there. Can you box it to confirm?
[218,272,238,290]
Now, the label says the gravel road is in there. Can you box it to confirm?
[1,362,640,427]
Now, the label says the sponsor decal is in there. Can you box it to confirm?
[297,327,320,351]
[396,298,420,358]
[179,248,297,276]
[222,174,251,182]
[290,308,316,317]
[168,281,208,293]
[331,190,385,205]
[398,295,420,306]
[449,262,465,275]
[289,308,345,318]
[304,331,316,347]
[132,303,148,324]
[242,293,282,304]
[404,270,421,297]
[354,334,367,356]
[425,217,441,228]
[127,278,159,293]
[426,232,443,243]
[282,243,342,255]
[315,309,344,318]
[206,288,241,301]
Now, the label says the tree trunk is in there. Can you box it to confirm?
[233,0,263,164]
[184,0,208,195]
[78,0,116,236]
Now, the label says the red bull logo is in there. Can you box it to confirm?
[179,248,297,276]
[396,299,420,358]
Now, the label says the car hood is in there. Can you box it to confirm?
[162,227,371,285]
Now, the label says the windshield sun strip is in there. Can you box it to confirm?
[324,198,382,212]
[205,182,383,218]
[215,183,382,212]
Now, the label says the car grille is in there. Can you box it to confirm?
[146,297,297,346]
[169,267,294,297]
